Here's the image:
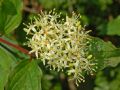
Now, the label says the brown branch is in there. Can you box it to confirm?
[23,0,43,14]
[0,38,31,57]
[23,7,38,14]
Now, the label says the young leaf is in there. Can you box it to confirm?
[6,60,42,90]
[107,16,120,36]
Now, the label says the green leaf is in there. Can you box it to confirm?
[6,60,42,90]
[0,0,23,34]
[1,0,17,15]
[0,46,16,90]
[89,37,120,69]
[107,16,120,36]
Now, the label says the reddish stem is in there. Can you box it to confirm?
[0,38,31,57]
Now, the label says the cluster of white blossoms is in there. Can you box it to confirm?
[24,11,97,86]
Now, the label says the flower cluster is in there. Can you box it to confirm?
[24,11,96,86]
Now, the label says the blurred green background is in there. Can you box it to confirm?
[0,0,120,90]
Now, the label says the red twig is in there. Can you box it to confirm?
[0,38,31,57]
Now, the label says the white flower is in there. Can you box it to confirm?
[24,10,97,86]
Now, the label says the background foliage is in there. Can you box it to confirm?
[0,0,120,90]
